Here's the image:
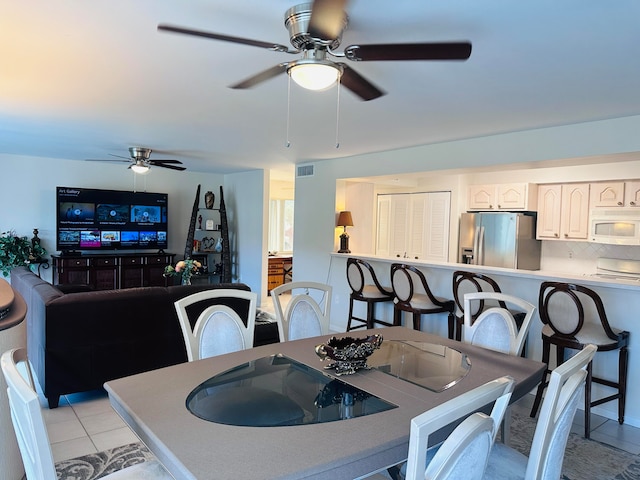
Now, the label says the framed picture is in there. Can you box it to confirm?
[205,219,214,231]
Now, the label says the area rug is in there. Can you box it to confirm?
[508,412,640,480]
[55,415,640,480]
[55,442,154,480]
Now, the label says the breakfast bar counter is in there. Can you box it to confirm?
[327,253,640,428]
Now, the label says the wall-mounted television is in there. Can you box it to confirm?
[56,186,169,253]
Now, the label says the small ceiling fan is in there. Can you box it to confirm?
[158,0,472,101]
[86,147,186,173]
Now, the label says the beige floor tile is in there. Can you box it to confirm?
[42,403,77,426]
[70,394,114,418]
[47,417,87,444]
[91,426,140,452]
[51,436,97,463]
[80,409,129,436]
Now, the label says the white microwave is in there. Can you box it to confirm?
[590,208,640,245]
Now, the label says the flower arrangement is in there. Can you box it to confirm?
[164,259,202,285]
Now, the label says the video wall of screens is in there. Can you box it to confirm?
[56,186,168,252]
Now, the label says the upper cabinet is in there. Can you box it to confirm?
[591,181,640,208]
[467,183,538,211]
[537,183,590,241]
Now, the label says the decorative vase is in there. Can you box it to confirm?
[214,237,223,253]
[204,191,215,209]
[182,276,192,285]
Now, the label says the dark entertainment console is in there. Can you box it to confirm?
[52,252,175,290]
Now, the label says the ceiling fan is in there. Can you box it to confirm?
[86,147,186,174]
[158,0,472,101]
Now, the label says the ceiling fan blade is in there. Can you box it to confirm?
[338,64,385,101]
[344,42,472,61]
[308,0,349,41]
[85,158,131,163]
[158,24,295,53]
[155,163,186,171]
[149,159,183,165]
[230,63,289,89]
[108,153,131,160]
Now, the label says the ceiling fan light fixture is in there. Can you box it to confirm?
[288,59,341,91]
[131,161,150,174]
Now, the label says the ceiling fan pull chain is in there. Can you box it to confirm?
[335,79,341,149]
[286,74,292,148]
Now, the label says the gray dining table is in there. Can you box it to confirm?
[104,326,545,480]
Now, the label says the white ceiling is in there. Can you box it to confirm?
[3,1,640,176]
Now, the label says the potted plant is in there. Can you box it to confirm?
[0,230,47,277]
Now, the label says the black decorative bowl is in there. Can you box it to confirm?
[315,334,383,376]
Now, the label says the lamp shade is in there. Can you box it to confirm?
[287,58,342,91]
[131,161,150,174]
[337,211,354,227]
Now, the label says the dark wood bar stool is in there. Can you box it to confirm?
[530,281,629,439]
[452,270,527,346]
[345,258,396,331]
[391,263,455,338]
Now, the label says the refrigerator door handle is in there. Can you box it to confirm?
[472,226,481,265]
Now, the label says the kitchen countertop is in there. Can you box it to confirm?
[330,253,640,291]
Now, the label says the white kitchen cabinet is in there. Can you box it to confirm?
[467,185,496,210]
[626,181,640,207]
[537,183,590,241]
[467,183,537,211]
[590,180,640,208]
[376,192,450,261]
[590,182,625,207]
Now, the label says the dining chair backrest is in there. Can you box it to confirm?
[483,344,597,480]
[404,376,515,480]
[271,281,332,341]
[1,348,174,480]
[2,348,57,480]
[463,292,536,356]
[526,344,596,479]
[423,412,495,480]
[175,289,258,361]
[194,304,256,359]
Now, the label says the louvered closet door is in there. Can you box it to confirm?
[376,192,451,262]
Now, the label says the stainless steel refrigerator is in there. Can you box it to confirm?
[458,212,541,270]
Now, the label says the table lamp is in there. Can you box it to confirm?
[337,211,354,253]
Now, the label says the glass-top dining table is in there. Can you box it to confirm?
[104,326,545,480]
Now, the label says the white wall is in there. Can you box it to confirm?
[224,170,268,304]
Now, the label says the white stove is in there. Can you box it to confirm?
[592,258,640,281]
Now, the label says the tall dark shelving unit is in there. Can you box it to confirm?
[184,184,231,283]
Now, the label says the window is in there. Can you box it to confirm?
[269,199,294,253]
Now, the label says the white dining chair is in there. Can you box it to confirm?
[483,344,597,480]
[1,348,173,480]
[462,291,536,357]
[174,289,257,361]
[462,291,536,445]
[271,281,332,341]
[423,412,495,480]
[402,376,515,480]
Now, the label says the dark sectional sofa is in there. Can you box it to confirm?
[10,266,278,408]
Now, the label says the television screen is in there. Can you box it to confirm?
[56,186,169,252]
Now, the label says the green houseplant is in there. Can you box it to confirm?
[0,230,47,277]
